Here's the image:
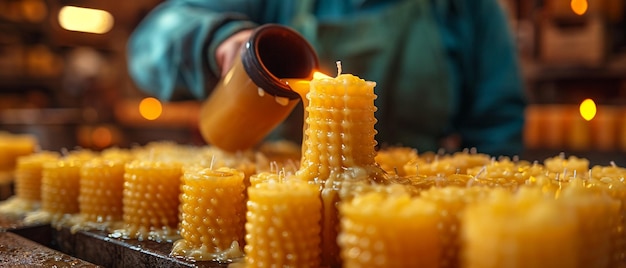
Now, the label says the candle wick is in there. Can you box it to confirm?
[60,147,69,157]
[209,154,215,170]
[610,161,617,168]
[336,61,342,76]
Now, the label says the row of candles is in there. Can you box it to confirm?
[524,104,626,151]
[1,141,626,267]
[1,71,626,267]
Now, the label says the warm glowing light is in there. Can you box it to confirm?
[579,98,596,121]
[570,0,588,15]
[91,126,112,148]
[58,6,114,34]
[139,97,163,121]
[22,0,48,22]
[313,71,332,79]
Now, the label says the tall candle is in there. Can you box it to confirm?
[292,70,384,267]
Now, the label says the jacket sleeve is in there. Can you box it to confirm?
[127,0,261,100]
[456,0,527,156]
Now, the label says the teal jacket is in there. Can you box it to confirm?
[128,0,527,156]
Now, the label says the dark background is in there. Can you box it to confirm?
[1,0,625,165]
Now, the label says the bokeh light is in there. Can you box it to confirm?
[91,126,112,148]
[139,97,162,121]
[570,0,588,16]
[579,98,596,121]
[58,6,114,34]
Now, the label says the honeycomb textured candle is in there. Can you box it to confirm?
[121,160,182,241]
[296,73,379,184]
[78,158,126,223]
[15,152,60,201]
[559,179,618,268]
[41,159,83,216]
[172,167,246,261]
[586,169,626,265]
[245,180,321,267]
[419,187,489,268]
[338,192,440,268]
[295,73,382,267]
[0,151,59,217]
[462,188,578,268]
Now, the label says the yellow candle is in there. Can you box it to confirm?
[374,147,418,177]
[245,179,321,267]
[462,188,578,268]
[338,192,440,267]
[0,151,59,217]
[543,154,589,178]
[566,112,591,151]
[77,158,126,224]
[419,187,489,268]
[292,71,384,267]
[39,158,84,225]
[585,168,626,265]
[116,159,182,241]
[406,174,473,191]
[466,157,532,190]
[0,132,37,175]
[249,171,282,187]
[403,156,458,177]
[14,151,60,202]
[559,179,619,267]
[172,166,246,261]
[296,72,381,183]
[42,159,82,214]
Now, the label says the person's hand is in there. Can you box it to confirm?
[215,29,253,77]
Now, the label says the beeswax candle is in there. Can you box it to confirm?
[0,151,59,217]
[559,179,618,267]
[42,160,81,214]
[544,154,589,178]
[38,158,84,225]
[294,71,384,267]
[245,179,321,267]
[296,72,380,184]
[117,160,182,241]
[172,166,246,261]
[585,169,626,265]
[462,188,578,268]
[76,158,126,227]
[338,192,440,268]
[419,187,489,268]
[374,147,418,177]
[249,171,282,187]
[0,132,37,177]
[15,152,60,202]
